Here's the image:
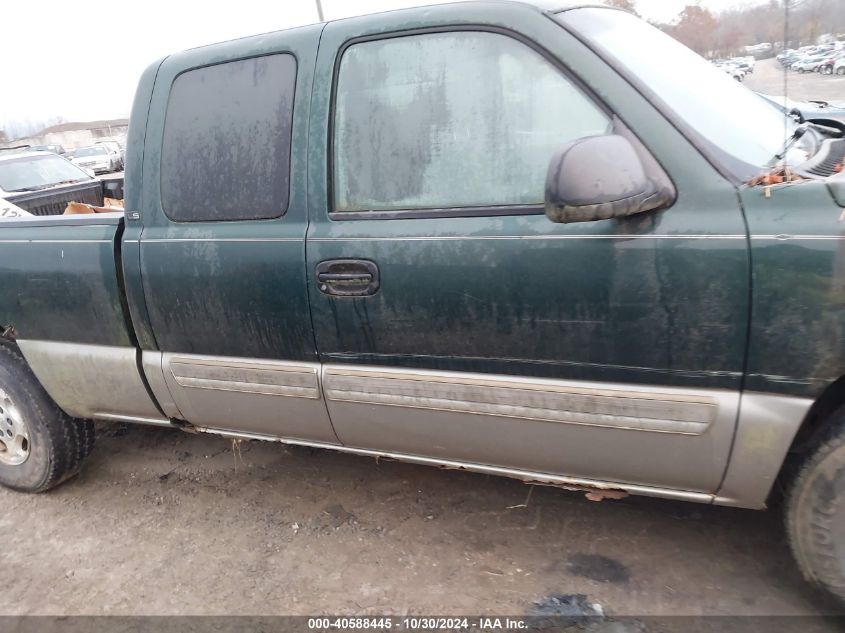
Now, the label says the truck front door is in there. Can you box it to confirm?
[305,4,749,494]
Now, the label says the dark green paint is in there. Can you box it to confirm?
[134,24,325,360]
[122,56,166,351]
[306,2,749,389]
[0,1,842,406]
[0,219,132,346]
[741,181,845,398]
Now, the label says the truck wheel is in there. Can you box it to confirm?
[786,412,845,604]
[0,343,94,492]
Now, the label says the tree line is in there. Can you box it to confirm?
[608,0,845,57]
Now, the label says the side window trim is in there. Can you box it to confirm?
[327,204,544,222]
[327,25,614,222]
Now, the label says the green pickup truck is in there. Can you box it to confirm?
[2,1,845,602]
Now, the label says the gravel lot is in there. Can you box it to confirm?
[1,422,844,622]
[744,57,845,103]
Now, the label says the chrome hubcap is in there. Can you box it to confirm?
[0,388,29,466]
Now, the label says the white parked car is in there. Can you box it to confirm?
[713,61,744,81]
[71,145,121,174]
[835,58,845,76]
[731,57,754,74]
[794,56,825,73]
[93,140,125,170]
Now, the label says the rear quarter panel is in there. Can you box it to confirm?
[0,216,132,346]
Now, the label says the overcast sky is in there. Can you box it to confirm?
[1,0,768,134]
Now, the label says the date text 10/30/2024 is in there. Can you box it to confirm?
[307,617,531,630]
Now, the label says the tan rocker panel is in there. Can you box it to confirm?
[159,353,337,443]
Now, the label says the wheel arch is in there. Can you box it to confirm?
[0,324,96,492]
[787,375,845,455]
[761,376,845,508]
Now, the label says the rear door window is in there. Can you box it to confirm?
[161,54,297,222]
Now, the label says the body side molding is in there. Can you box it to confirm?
[323,365,720,435]
[168,355,320,398]
[159,352,337,443]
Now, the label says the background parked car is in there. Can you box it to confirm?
[0,150,103,215]
[777,49,795,64]
[816,52,844,74]
[835,57,845,76]
[713,60,745,81]
[70,145,121,174]
[758,93,845,126]
[93,140,126,170]
[733,58,754,74]
[29,144,66,156]
[794,56,825,73]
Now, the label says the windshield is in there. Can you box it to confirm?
[556,8,797,177]
[0,154,92,192]
[74,146,107,157]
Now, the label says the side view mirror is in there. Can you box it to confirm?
[544,134,675,224]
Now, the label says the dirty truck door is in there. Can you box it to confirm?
[306,4,749,494]
[137,24,337,443]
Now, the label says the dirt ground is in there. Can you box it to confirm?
[1,422,844,620]
[744,57,845,102]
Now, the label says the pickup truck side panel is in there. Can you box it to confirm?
[123,56,167,352]
[0,215,165,421]
[0,216,131,346]
[305,3,749,493]
[740,181,845,399]
[133,24,339,443]
[0,3,836,510]
[137,26,323,361]
[713,182,845,506]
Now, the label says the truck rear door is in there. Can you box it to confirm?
[133,24,338,443]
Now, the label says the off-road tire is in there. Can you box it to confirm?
[786,413,845,604]
[0,343,94,492]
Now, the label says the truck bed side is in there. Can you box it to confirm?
[0,213,164,422]
[0,213,131,346]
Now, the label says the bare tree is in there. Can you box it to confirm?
[670,5,720,55]
[654,0,843,57]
